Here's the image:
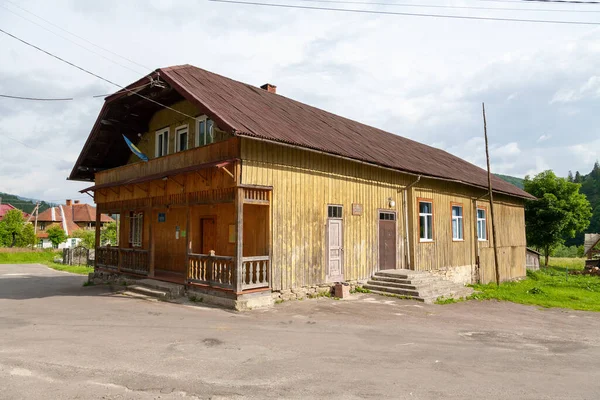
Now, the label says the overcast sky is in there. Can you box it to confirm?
[1,0,599,204]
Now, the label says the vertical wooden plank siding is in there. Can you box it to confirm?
[412,180,526,283]
[241,139,410,291]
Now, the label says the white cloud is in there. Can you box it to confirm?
[537,134,552,143]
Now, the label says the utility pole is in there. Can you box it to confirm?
[482,103,501,286]
[34,201,39,234]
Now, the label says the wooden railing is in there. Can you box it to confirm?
[241,256,270,290]
[120,248,150,275]
[188,252,235,289]
[96,247,119,270]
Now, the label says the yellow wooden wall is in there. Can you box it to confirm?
[412,180,526,283]
[241,139,412,291]
[126,100,232,165]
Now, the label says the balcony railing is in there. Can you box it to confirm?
[96,247,149,276]
[187,252,270,291]
[95,139,239,186]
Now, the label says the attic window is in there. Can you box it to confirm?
[176,125,188,152]
[155,128,169,157]
[196,116,215,147]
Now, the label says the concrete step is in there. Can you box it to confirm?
[366,289,425,302]
[362,283,421,297]
[370,276,422,285]
[366,280,417,291]
[127,285,171,300]
[135,279,185,297]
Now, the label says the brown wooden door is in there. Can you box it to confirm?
[327,218,344,281]
[379,212,396,270]
[201,218,216,254]
[154,208,187,274]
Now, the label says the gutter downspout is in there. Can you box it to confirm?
[474,192,489,283]
[400,176,421,270]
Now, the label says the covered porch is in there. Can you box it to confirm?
[94,185,271,294]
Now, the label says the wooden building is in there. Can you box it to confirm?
[70,65,533,302]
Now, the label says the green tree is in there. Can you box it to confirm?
[0,209,25,247]
[525,170,592,266]
[46,226,67,248]
[16,224,37,248]
[100,221,118,246]
[70,229,95,249]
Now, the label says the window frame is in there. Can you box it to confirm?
[477,206,488,242]
[195,116,215,147]
[175,124,189,153]
[155,128,169,157]
[451,202,464,242]
[129,211,144,248]
[327,204,343,219]
[417,198,434,243]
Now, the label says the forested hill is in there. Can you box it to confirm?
[0,192,55,215]
[495,174,524,190]
[567,162,600,243]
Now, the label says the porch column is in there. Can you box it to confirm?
[118,204,124,273]
[148,206,155,278]
[94,205,101,269]
[235,186,244,293]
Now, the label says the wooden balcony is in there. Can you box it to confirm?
[94,138,240,186]
[187,252,270,291]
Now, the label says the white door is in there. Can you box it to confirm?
[327,218,344,281]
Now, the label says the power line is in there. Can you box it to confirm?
[0,94,74,101]
[296,0,600,12]
[0,28,200,122]
[520,0,600,3]
[208,0,600,24]
[0,83,152,102]
[0,4,146,76]
[2,0,152,72]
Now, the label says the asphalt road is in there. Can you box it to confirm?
[1,263,599,400]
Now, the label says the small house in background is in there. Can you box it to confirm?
[526,248,540,271]
[35,199,113,249]
[0,203,30,221]
[584,233,600,268]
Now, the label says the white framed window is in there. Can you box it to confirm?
[195,116,215,147]
[328,205,343,219]
[175,125,189,152]
[477,208,487,241]
[452,204,463,241]
[129,212,143,247]
[419,200,433,242]
[155,128,169,157]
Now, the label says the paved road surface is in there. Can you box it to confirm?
[1,263,599,399]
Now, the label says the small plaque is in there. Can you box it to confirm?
[352,203,363,216]
[158,213,166,223]
[228,224,236,243]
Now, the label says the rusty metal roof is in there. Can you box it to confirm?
[159,65,533,199]
[71,64,532,199]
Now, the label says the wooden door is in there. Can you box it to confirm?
[201,218,216,254]
[379,212,397,270]
[327,218,344,281]
[154,208,187,274]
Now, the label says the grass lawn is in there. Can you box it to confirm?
[470,257,600,312]
[0,250,93,275]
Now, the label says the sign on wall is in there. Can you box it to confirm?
[352,203,363,216]
[158,213,166,223]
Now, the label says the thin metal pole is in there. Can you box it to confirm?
[483,103,501,286]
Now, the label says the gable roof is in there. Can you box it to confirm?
[0,204,30,221]
[37,203,113,236]
[70,64,533,200]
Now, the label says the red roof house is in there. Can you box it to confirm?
[36,199,113,239]
[0,204,30,221]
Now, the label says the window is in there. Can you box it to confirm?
[419,200,433,241]
[477,208,487,241]
[129,212,143,247]
[328,205,343,219]
[452,204,463,241]
[379,212,396,221]
[196,117,215,146]
[37,240,43,248]
[176,125,188,152]
[155,129,169,157]
[38,222,46,231]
